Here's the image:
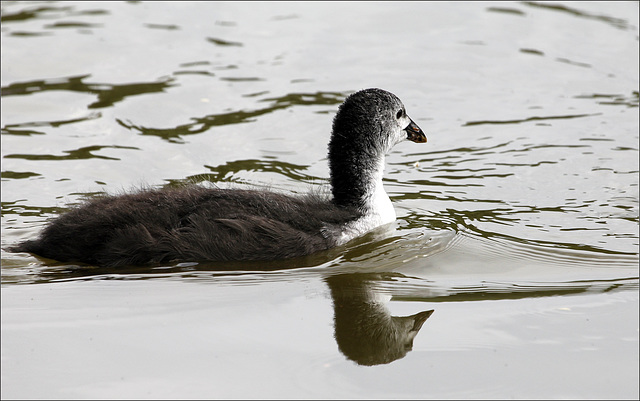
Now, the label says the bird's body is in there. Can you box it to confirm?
[11,88,426,267]
[15,186,358,267]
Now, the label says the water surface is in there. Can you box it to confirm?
[1,1,638,399]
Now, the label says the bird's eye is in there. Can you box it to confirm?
[396,109,403,119]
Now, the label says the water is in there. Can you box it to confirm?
[1,1,638,399]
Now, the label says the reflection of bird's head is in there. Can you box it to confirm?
[326,273,434,366]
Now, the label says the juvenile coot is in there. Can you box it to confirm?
[11,88,427,267]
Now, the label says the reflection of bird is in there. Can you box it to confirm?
[11,89,426,267]
[327,273,434,366]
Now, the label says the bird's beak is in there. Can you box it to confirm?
[411,309,434,331]
[405,119,427,143]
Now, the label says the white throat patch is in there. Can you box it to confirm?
[336,156,396,245]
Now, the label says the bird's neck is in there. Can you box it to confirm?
[330,153,395,224]
[367,162,396,224]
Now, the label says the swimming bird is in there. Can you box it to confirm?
[11,88,426,267]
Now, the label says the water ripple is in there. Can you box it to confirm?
[463,113,601,127]
[522,1,636,31]
[117,91,347,142]
[4,145,138,161]
[1,75,175,109]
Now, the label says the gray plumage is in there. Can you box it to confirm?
[10,88,426,267]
